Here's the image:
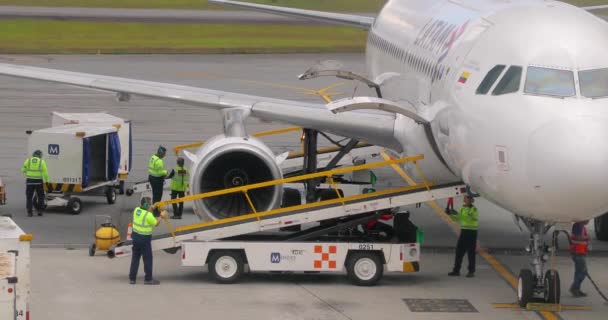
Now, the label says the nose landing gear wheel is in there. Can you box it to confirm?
[518,269,534,308]
[544,269,560,304]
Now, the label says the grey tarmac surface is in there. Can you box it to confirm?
[0,54,606,319]
[0,6,374,24]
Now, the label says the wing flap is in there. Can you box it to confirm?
[208,0,375,29]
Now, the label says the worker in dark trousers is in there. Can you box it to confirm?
[148,146,168,216]
[129,197,167,285]
[448,194,479,278]
[570,220,590,297]
[21,150,49,217]
[167,157,189,219]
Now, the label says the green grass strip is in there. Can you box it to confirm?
[0,0,386,12]
[0,19,367,54]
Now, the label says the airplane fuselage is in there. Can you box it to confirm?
[367,0,608,222]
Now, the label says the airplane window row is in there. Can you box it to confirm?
[476,65,608,98]
[368,33,445,82]
[475,65,523,96]
[525,67,575,97]
[579,68,608,98]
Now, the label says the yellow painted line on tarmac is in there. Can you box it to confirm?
[380,151,560,320]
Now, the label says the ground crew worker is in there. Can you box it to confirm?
[21,150,49,217]
[447,194,478,278]
[129,197,167,285]
[570,220,590,297]
[167,157,188,219]
[148,146,168,216]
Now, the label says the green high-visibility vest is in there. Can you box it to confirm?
[22,157,49,181]
[450,206,479,230]
[132,207,157,236]
[148,155,167,177]
[170,166,189,192]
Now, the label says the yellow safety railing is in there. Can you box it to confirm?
[172,126,302,155]
[153,154,432,232]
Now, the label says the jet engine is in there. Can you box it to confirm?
[187,133,283,220]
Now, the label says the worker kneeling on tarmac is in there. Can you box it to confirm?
[129,197,167,285]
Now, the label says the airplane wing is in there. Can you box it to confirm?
[0,63,402,151]
[208,0,374,29]
[581,5,608,11]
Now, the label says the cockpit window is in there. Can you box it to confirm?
[476,65,505,94]
[524,67,575,98]
[579,68,608,98]
[492,66,522,95]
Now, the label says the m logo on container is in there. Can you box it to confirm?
[270,252,281,263]
[48,144,60,155]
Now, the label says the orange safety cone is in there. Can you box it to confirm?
[126,223,133,241]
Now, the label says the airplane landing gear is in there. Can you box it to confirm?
[517,218,560,307]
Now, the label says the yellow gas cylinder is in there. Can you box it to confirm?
[95,224,120,251]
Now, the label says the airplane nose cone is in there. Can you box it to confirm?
[527,117,608,220]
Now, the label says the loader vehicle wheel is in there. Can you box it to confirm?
[105,187,116,205]
[208,251,244,284]
[67,197,82,215]
[346,251,383,286]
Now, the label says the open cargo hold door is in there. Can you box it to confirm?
[82,132,121,188]
[107,132,121,181]
[0,251,16,320]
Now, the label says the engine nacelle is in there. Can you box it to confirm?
[188,134,283,220]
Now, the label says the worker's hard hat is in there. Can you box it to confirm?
[32,150,42,157]
[177,157,185,166]
[157,146,167,156]
[141,197,152,208]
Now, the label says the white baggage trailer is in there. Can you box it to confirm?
[27,112,132,214]
[0,216,31,320]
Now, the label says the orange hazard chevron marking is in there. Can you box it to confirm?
[314,245,337,269]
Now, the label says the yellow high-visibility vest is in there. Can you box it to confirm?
[170,166,189,192]
[148,155,167,177]
[22,157,49,181]
[132,207,157,236]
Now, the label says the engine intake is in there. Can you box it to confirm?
[189,135,282,220]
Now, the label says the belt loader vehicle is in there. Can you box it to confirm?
[110,154,465,286]
[0,216,31,320]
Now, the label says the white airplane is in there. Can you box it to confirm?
[1,0,607,306]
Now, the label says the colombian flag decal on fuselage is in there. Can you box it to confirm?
[458,71,470,84]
